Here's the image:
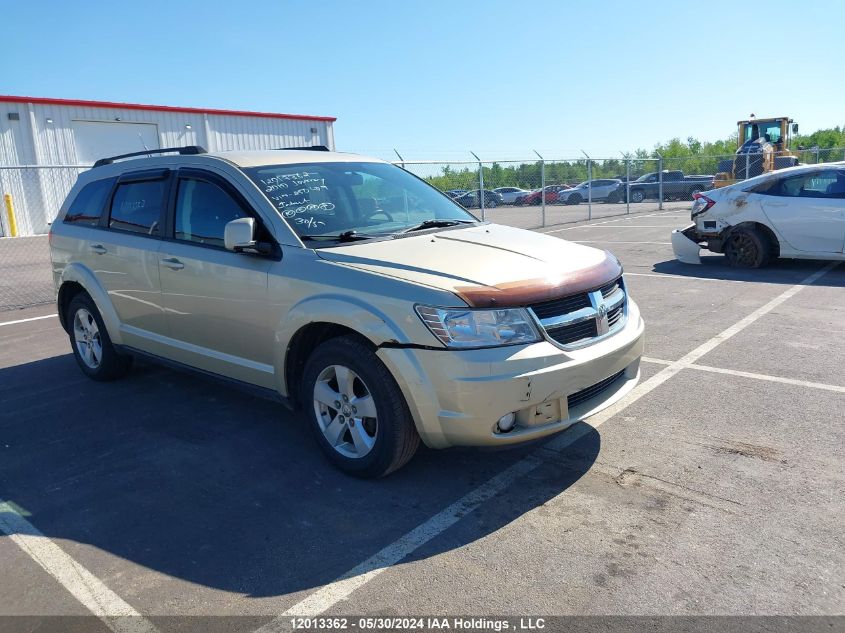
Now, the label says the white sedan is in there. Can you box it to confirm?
[672,163,845,267]
[492,187,531,204]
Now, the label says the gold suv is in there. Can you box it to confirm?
[49,147,644,477]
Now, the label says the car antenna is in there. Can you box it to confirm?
[138,132,151,157]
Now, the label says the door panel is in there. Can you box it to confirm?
[157,243,274,386]
[92,232,168,346]
[157,173,275,387]
[96,173,171,351]
[761,196,845,253]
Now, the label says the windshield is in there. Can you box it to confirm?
[244,161,477,239]
[634,173,655,183]
[744,121,783,144]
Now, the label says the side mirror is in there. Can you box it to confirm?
[792,123,799,134]
[224,217,257,252]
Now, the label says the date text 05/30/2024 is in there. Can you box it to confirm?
[290,617,547,631]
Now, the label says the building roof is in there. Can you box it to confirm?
[0,95,336,123]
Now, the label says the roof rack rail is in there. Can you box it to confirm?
[275,145,330,152]
[93,146,207,168]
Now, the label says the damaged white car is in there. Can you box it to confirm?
[672,163,845,267]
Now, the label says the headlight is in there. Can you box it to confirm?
[415,305,541,349]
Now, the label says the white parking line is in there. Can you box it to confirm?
[625,272,747,284]
[540,212,668,234]
[265,261,838,623]
[560,225,679,229]
[642,356,845,393]
[572,240,672,245]
[0,500,159,633]
[0,313,57,327]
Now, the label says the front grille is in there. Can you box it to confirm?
[530,292,591,320]
[600,279,620,297]
[528,276,627,349]
[568,370,625,409]
[547,319,598,345]
[607,304,624,328]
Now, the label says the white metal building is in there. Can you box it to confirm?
[0,95,336,235]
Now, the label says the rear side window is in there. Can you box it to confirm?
[109,180,167,235]
[174,178,249,247]
[64,178,114,226]
[754,170,845,199]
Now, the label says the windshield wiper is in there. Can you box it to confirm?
[401,219,475,234]
[300,230,372,242]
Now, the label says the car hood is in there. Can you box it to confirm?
[316,223,621,307]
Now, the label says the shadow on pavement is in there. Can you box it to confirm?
[652,256,844,286]
[0,353,599,599]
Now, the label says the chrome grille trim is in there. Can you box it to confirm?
[528,277,628,350]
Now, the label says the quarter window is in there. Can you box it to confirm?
[109,180,166,235]
[65,178,114,226]
[174,179,249,247]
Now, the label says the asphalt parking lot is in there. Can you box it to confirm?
[1,207,843,631]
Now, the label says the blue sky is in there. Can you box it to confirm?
[4,0,843,160]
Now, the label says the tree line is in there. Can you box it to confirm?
[424,126,845,191]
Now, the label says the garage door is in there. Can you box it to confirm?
[71,121,160,165]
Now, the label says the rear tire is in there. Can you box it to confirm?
[301,336,420,477]
[724,227,772,268]
[66,292,132,381]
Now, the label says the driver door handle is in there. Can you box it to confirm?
[88,243,107,255]
[160,257,185,271]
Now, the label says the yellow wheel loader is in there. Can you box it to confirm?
[713,116,800,187]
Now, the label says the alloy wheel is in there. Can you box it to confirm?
[313,364,378,459]
[73,308,102,369]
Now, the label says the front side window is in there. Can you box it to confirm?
[109,179,166,235]
[244,161,477,241]
[174,178,249,247]
[65,178,114,226]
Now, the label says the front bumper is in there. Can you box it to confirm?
[377,300,645,449]
[671,224,702,265]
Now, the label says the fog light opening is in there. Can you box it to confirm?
[497,412,516,433]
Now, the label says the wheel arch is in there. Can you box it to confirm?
[283,322,377,408]
[56,264,123,342]
[725,221,781,259]
[274,294,418,403]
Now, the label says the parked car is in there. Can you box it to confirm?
[517,185,569,206]
[493,187,531,204]
[672,163,845,267]
[445,189,467,198]
[626,170,714,203]
[557,179,625,205]
[454,189,504,208]
[50,146,643,477]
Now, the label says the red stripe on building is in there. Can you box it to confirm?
[0,95,336,123]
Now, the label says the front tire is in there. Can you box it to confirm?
[724,227,772,268]
[67,292,132,381]
[566,193,582,205]
[301,336,420,477]
[630,190,645,203]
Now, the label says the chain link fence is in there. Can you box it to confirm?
[2,148,844,311]
[1,166,88,311]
